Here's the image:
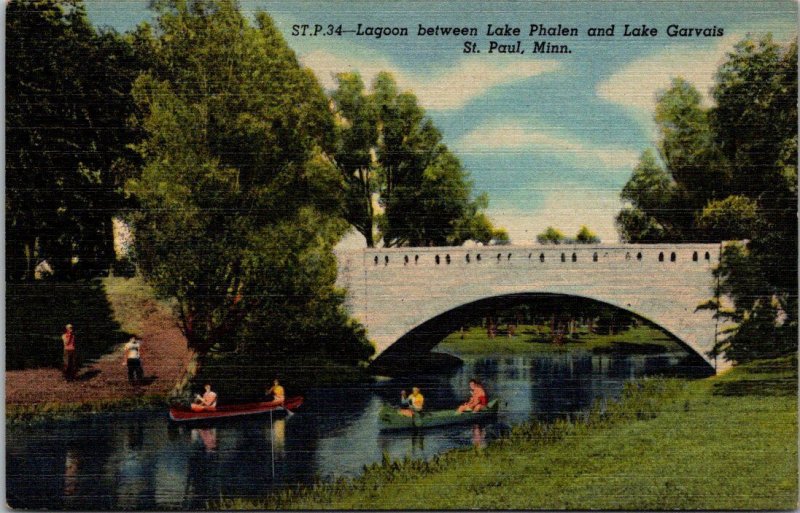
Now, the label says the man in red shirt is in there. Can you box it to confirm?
[62,324,77,380]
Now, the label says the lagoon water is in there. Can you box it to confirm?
[6,349,707,509]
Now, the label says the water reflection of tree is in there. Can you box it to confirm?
[3,419,119,509]
[183,428,220,509]
[114,421,160,510]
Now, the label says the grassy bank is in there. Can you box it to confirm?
[220,355,797,510]
[436,324,684,356]
[102,275,170,335]
[6,394,168,426]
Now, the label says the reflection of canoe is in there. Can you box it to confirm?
[379,399,499,430]
[169,396,303,422]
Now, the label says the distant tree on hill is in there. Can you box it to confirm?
[575,226,601,244]
[537,226,565,244]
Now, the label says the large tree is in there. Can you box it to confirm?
[128,0,371,363]
[616,79,726,242]
[709,36,797,361]
[617,35,797,362]
[330,73,380,247]
[331,71,504,247]
[6,0,142,280]
[616,149,677,241]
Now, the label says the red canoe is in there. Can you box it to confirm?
[169,396,303,422]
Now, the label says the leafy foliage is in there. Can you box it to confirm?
[536,226,566,244]
[696,195,760,241]
[6,0,144,280]
[575,226,601,244]
[331,72,505,247]
[128,0,372,363]
[616,149,676,241]
[331,73,380,247]
[617,35,798,362]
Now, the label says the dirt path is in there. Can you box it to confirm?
[6,286,193,406]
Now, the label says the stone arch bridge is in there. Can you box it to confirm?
[335,244,727,373]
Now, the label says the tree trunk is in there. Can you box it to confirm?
[101,215,116,276]
[364,194,374,248]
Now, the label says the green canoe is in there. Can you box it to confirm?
[379,399,500,430]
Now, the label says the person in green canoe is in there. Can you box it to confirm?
[398,387,424,417]
[457,379,488,414]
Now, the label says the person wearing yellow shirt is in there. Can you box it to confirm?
[266,379,285,405]
[398,387,424,417]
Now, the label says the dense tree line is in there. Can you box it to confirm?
[7,0,505,285]
[7,0,143,280]
[7,0,507,365]
[616,35,797,362]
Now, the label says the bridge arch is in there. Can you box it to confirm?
[370,292,714,373]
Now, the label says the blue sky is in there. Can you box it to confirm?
[86,0,797,245]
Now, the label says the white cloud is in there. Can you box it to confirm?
[595,35,743,116]
[455,122,639,170]
[300,50,560,110]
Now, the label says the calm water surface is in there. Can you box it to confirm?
[6,350,706,509]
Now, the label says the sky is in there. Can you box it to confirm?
[85,0,797,246]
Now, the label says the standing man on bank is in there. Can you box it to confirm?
[62,323,77,380]
[122,336,144,385]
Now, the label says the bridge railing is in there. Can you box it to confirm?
[339,244,723,269]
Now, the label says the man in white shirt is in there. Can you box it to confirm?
[122,336,144,384]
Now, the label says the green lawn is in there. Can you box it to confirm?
[221,356,798,510]
[102,275,168,335]
[436,324,684,357]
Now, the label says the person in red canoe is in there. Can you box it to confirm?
[265,379,285,405]
[457,379,488,413]
[191,383,218,412]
